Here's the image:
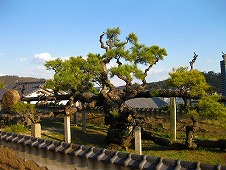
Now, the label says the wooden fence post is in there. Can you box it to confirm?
[64,115,71,143]
[31,123,41,138]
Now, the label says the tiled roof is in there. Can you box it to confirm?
[125,97,168,109]
[0,80,46,100]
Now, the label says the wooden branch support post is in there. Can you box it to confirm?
[170,97,177,142]
[74,112,78,126]
[134,126,142,155]
[82,110,86,133]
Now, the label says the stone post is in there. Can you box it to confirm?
[64,115,71,143]
[82,110,86,133]
[170,97,177,142]
[31,123,41,138]
[134,126,142,155]
[74,112,78,126]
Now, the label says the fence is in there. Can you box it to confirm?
[0,131,225,170]
[36,105,169,116]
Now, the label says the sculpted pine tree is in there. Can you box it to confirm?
[45,27,167,149]
[167,64,226,149]
[167,66,209,148]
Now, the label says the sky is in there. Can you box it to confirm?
[0,0,226,86]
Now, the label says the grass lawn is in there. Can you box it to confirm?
[2,113,226,166]
[141,140,226,165]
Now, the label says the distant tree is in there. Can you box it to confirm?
[146,70,221,94]
[45,27,167,149]
[167,66,209,108]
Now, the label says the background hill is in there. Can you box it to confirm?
[147,71,222,93]
[0,71,222,93]
[0,75,44,87]
[203,71,221,93]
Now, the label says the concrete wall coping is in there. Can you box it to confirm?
[0,131,225,170]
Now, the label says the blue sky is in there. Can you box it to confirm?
[0,0,226,86]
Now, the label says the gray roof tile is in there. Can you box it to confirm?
[0,80,46,100]
[125,97,168,109]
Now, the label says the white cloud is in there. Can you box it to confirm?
[150,68,165,74]
[106,60,119,69]
[109,77,126,87]
[32,52,70,65]
[146,68,170,82]
[27,52,72,79]
[206,59,219,63]
[33,52,55,64]
[59,56,70,61]
[19,58,26,62]
[19,65,54,79]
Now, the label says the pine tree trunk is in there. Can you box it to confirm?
[185,117,197,149]
[105,122,134,150]
[103,101,137,150]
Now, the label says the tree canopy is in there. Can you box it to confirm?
[167,66,210,97]
[197,94,226,120]
[44,27,167,148]
[167,66,226,122]
[45,27,167,99]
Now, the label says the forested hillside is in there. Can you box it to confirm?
[203,71,221,93]
[147,71,222,93]
[0,71,222,93]
[0,75,44,87]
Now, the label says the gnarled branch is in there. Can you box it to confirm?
[189,52,198,70]
[99,32,108,52]
[142,56,159,86]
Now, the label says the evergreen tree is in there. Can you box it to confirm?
[45,27,167,149]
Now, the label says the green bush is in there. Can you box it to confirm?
[11,101,35,115]
[0,82,3,89]
[4,124,29,134]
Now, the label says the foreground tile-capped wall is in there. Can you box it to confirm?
[0,131,225,170]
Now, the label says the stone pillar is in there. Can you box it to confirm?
[64,116,71,143]
[31,123,41,138]
[74,112,78,126]
[134,126,142,155]
[170,97,177,142]
[82,110,86,133]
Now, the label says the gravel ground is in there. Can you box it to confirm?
[0,146,48,170]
